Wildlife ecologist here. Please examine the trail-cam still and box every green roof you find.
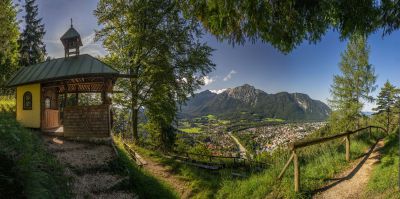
[7,54,119,87]
[60,27,81,40]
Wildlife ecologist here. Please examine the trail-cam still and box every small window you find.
[45,97,51,109]
[23,91,32,110]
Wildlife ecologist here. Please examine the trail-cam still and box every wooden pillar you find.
[346,134,350,162]
[293,150,300,192]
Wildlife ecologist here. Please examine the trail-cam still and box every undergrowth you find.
[0,112,71,198]
[112,136,179,199]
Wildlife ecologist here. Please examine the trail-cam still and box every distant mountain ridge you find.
[180,84,331,121]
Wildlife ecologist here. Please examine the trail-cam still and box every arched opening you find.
[23,91,32,110]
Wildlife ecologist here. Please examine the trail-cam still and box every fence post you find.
[293,150,300,192]
[345,134,350,162]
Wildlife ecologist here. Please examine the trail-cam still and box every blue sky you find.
[15,0,400,111]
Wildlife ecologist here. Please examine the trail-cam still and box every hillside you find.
[180,84,331,121]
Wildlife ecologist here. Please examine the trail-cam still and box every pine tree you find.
[0,0,19,94]
[373,81,397,133]
[19,0,46,66]
[329,34,376,131]
[95,0,214,144]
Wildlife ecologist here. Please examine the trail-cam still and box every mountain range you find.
[179,84,331,121]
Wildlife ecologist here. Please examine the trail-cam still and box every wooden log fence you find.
[278,125,387,192]
[122,142,147,167]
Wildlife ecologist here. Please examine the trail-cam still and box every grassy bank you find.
[216,128,385,198]
[366,130,400,198]
[112,137,179,199]
[117,136,231,199]
[0,112,71,198]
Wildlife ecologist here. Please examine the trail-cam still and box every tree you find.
[373,80,397,133]
[95,0,215,144]
[0,0,19,94]
[19,0,46,66]
[329,34,376,131]
[180,0,381,52]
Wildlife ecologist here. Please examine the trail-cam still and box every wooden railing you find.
[171,151,270,170]
[278,125,387,192]
[122,142,147,167]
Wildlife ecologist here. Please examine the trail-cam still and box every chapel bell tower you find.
[60,19,83,57]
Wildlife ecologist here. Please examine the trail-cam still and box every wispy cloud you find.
[223,70,237,81]
[210,88,227,94]
[203,76,215,86]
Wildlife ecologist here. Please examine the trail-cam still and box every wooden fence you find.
[171,151,270,170]
[277,125,387,192]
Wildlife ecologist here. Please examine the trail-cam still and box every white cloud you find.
[223,70,237,81]
[203,76,215,86]
[210,88,227,94]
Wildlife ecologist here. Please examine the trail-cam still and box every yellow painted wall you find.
[16,84,41,128]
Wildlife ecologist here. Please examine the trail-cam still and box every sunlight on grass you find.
[180,127,202,133]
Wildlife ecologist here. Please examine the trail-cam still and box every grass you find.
[119,137,232,199]
[0,112,72,198]
[180,127,202,133]
[216,128,385,198]
[366,130,400,198]
[264,118,285,122]
[112,136,179,199]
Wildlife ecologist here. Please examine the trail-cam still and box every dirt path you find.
[42,136,137,199]
[313,140,384,199]
[141,155,193,199]
[228,132,248,159]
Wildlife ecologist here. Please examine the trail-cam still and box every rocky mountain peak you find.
[224,84,264,105]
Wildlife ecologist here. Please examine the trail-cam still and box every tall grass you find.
[366,130,400,198]
[112,137,179,199]
[0,112,71,198]
[216,128,384,198]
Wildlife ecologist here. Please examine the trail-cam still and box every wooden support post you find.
[346,135,350,162]
[293,150,300,192]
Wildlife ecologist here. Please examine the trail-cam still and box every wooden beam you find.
[278,153,294,180]
[289,125,386,150]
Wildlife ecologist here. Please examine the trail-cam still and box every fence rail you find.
[278,125,387,192]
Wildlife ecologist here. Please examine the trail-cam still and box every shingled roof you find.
[7,54,119,87]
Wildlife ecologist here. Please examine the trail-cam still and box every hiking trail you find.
[313,140,384,199]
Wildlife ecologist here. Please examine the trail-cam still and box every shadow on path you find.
[313,139,380,194]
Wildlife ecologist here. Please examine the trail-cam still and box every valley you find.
[177,113,326,158]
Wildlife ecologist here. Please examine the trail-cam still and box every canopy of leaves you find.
[180,0,400,52]
[0,0,19,94]
[95,0,215,144]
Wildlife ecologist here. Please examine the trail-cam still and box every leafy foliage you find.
[0,113,71,198]
[95,0,215,144]
[19,0,46,66]
[0,0,19,94]
[373,80,398,132]
[329,34,376,132]
[180,0,381,52]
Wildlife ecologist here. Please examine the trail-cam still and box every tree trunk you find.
[131,107,139,143]
[130,73,139,144]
